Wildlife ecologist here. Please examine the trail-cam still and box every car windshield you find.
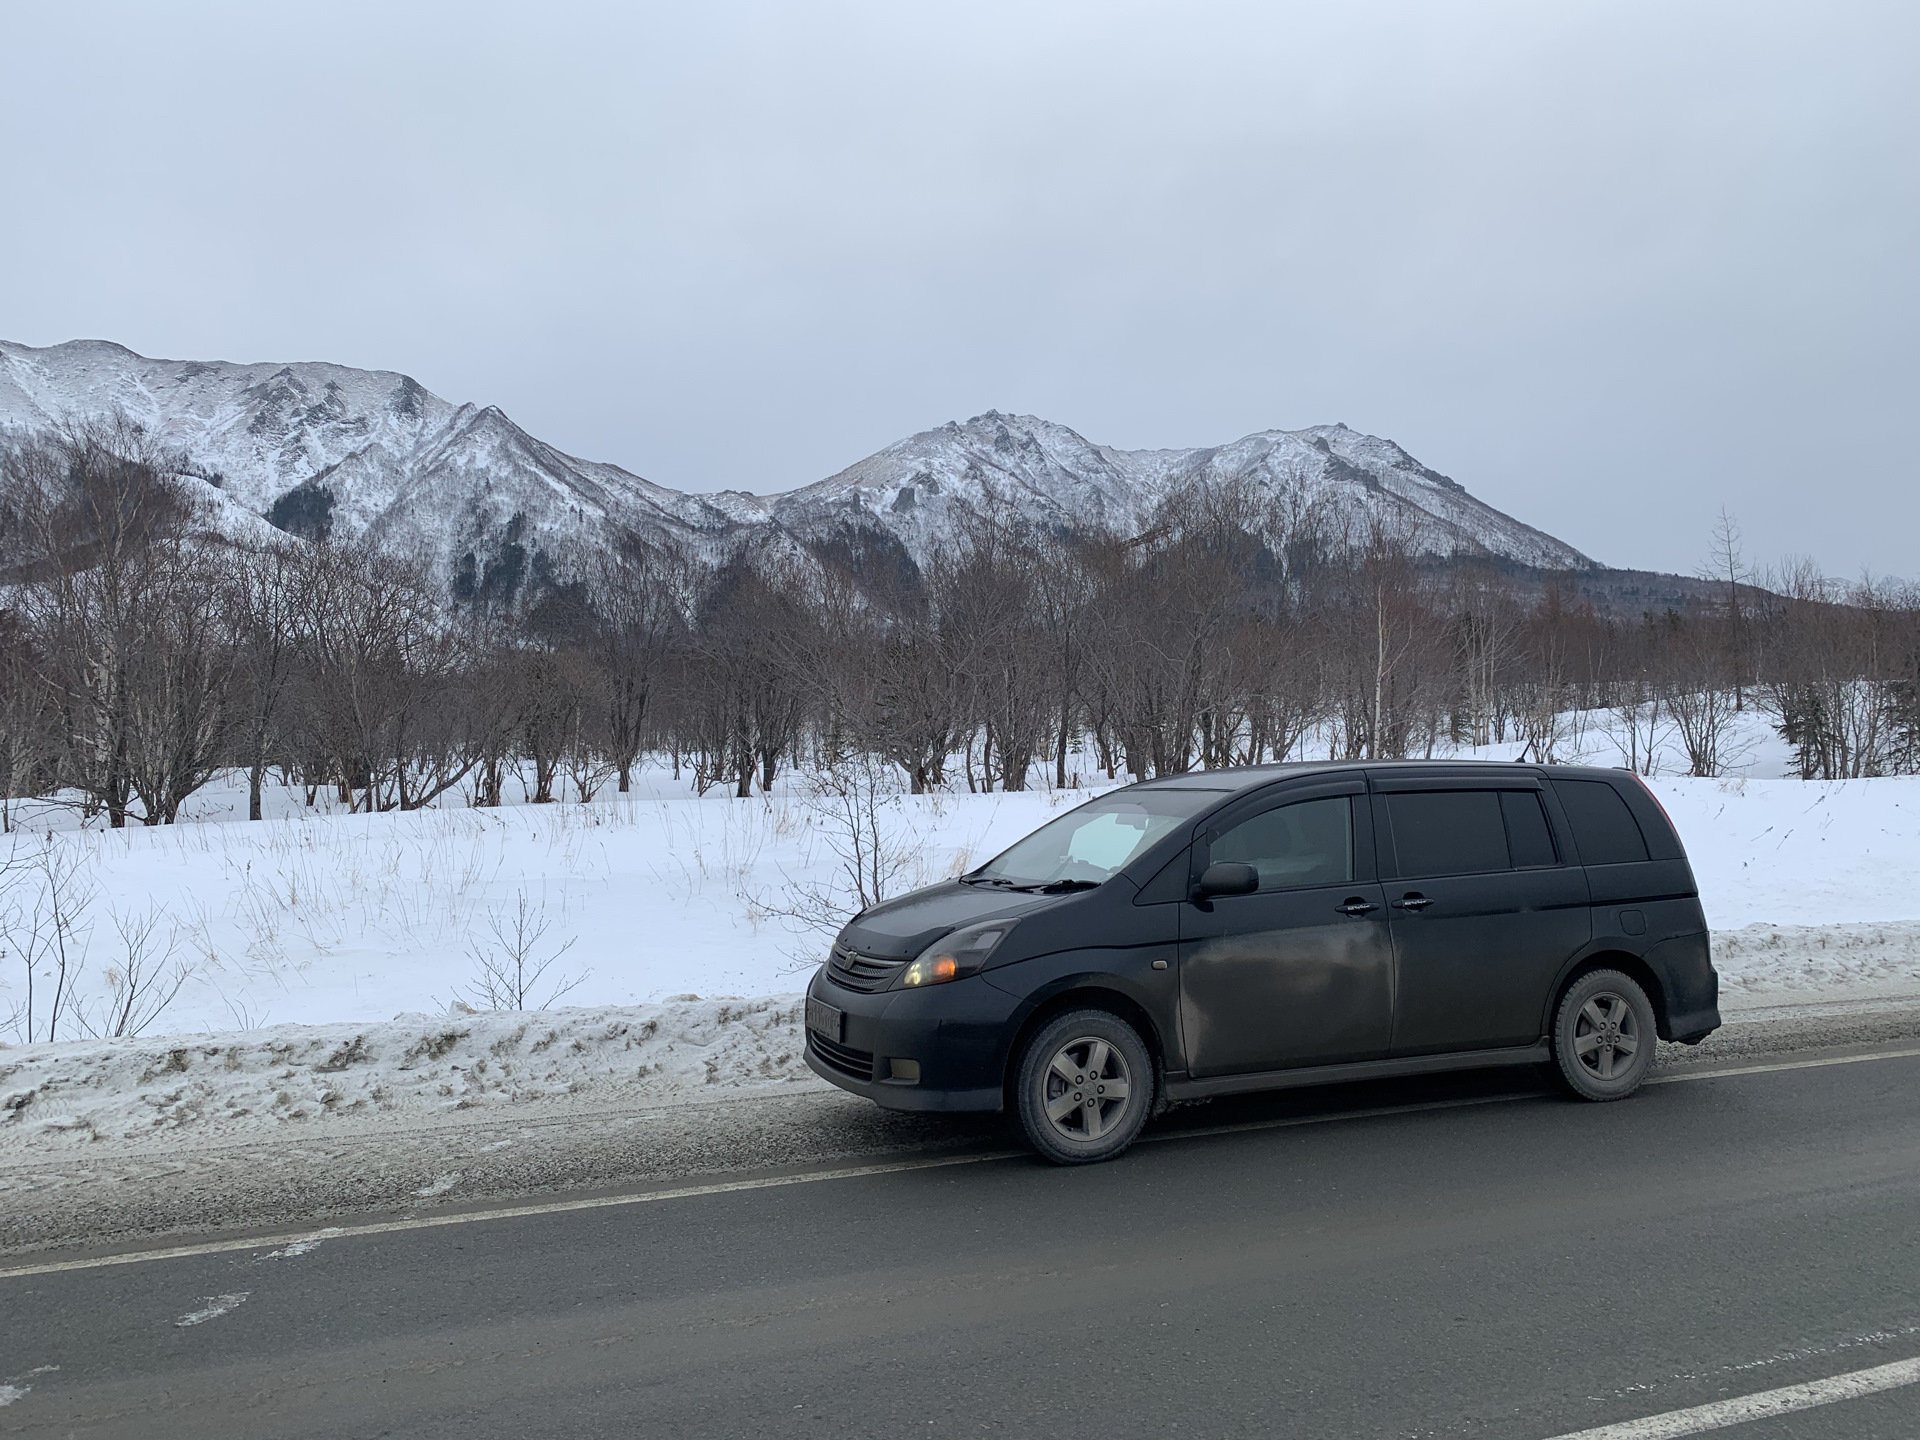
[970,788,1227,887]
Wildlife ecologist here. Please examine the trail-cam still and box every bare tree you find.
[0,611,54,829]
[1760,563,1908,779]
[1658,617,1748,777]
[6,422,199,825]
[1449,568,1522,748]
[221,540,311,820]
[292,541,480,811]
[591,541,690,792]
[1702,508,1751,709]
[119,542,236,824]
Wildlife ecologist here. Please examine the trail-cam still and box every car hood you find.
[836,881,1060,960]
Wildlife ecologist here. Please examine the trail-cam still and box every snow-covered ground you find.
[0,767,1088,1037]
[4,709,1919,1155]
[2,714,1918,1041]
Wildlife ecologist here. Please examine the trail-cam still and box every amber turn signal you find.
[898,921,1017,987]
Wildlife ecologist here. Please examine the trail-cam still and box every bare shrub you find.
[0,837,97,1043]
[85,904,194,1038]
[766,755,925,951]
[458,891,588,1011]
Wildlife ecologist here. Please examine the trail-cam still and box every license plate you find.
[805,997,844,1043]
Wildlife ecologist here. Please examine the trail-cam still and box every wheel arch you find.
[1000,984,1168,1112]
[1548,950,1672,1040]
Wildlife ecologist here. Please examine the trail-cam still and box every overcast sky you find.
[3,1,1914,577]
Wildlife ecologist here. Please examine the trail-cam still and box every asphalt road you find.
[2,1046,1916,1440]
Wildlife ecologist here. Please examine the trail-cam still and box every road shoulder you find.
[4,996,1915,1260]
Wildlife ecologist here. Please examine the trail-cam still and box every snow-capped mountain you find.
[0,339,1597,589]
[785,411,1593,571]
[0,339,754,577]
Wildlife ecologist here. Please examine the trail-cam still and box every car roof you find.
[1132,761,1356,791]
[1130,758,1633,798]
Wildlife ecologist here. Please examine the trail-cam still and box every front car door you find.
[1179,780,1393,1077]
[1372,779,1591,1056]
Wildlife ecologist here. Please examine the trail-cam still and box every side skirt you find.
[1164,1041,1552,1102]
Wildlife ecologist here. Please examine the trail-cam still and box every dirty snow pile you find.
[1,997,814,1150]
[1709,922,1920,996]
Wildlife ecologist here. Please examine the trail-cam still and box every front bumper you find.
[802,966,1016,1113]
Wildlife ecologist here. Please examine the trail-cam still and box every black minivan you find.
[805,761,1720,1164]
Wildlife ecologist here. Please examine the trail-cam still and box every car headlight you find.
[899,920,1018,988]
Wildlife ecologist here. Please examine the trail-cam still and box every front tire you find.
[1551,969,1657,1101]
[1013,1010,1154,1165]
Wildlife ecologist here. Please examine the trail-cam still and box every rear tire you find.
[1013,1009,1154,1165]
[1551,969,1657,1101]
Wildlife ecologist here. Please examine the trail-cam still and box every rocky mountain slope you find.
[0,339,1598,591]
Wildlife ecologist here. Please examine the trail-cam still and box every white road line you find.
[1141,1091,1538,1144]
[2,1043,1914,1282]
[1540,1354,1920,1439]
[173,1292,250,1328]
[1648,1044,1920,1085]
[0,1095,1532,1281]
[0,1149,1027,1279]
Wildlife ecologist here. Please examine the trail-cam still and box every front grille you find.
[827,943,907,994]
[808,1030,875,1082]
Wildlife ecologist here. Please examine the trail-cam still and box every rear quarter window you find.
[1500,790,1559,868]
[1550,779,1650,865]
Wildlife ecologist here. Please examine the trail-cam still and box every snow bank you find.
[1712,921,1920,995]
[6,923,1916,1156]
[0,997,816,1150]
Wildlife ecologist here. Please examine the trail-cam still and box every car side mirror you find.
[1194,862,1259,899]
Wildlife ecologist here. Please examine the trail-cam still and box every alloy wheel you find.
[1041,1035,1133,1143]
[1571,991,1640,1081]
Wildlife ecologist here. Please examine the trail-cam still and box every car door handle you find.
[1335,899,1378,915]
[1392,893,1433,910]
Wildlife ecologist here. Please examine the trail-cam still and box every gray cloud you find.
[3,0,1914,576]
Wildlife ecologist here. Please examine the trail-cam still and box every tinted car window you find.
[1501,790,1558,868]
[1386,790,1508,877]
[1209,796,1352,891]
[1551,779,1649,865]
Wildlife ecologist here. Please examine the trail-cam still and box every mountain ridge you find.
[0,338,1601,590]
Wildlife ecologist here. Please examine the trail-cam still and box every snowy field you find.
[3,711,1919,1150]
[0,769,1091,1037]
[5,709,1915,1036]
[5,713,1920,1036]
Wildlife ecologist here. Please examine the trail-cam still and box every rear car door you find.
[1179,780,1393,1077]
[1372,779,1591,1056]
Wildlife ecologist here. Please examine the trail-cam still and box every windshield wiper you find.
[963,875,1101,893]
